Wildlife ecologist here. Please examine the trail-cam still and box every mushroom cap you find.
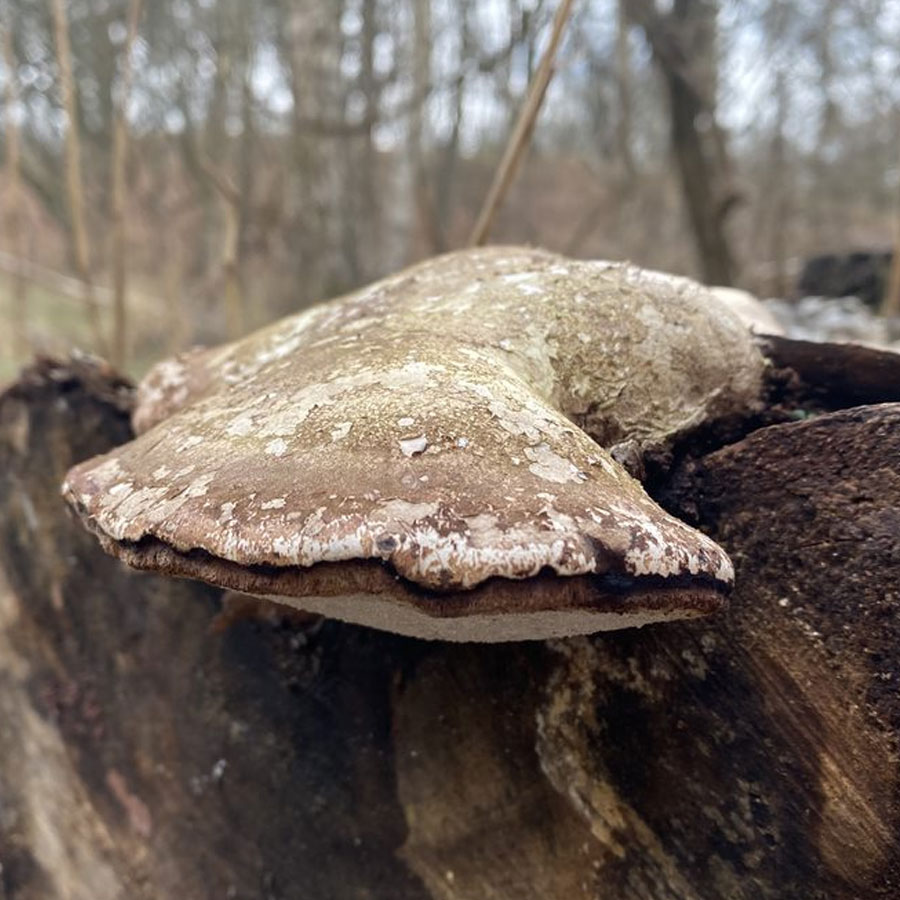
[64,247,766,641]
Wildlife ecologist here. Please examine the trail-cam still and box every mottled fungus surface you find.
[63,247,767,640]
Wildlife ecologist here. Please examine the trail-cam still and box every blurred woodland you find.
[2,0,900,380]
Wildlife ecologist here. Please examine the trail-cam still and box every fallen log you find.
[0,356,898,899]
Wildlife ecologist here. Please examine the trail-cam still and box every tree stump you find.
[0,356,898,899]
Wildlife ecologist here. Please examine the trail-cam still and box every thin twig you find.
[468,0,576,247]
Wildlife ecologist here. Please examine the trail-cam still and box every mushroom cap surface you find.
[707,286,786,336]
[64,247,766,641]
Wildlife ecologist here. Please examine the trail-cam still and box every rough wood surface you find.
[1,357,898,899]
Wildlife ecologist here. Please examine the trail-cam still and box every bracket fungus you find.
[63,247,767,641]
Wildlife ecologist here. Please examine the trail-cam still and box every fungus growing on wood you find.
[63,247,767,641]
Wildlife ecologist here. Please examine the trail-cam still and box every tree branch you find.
[468,0,576,247]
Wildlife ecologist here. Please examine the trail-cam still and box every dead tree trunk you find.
[0,353,899,898]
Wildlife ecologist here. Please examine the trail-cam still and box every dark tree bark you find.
[1,356,899,898]
[0,359,425,900]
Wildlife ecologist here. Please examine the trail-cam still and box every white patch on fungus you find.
[184,474,214,498]
[399,435,427,457]
[331,422,353,442]
[501,272,536,285]
[176,434,203,453]
[226,416,255,437]
[525,444,584,484]
[265,438,288,457]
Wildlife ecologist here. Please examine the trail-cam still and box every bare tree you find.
[810,0,840,247]
[359,0,381,266]
[766,68,791,297]
[5,0,900,368]
[174,1,252,340]
[406,0,435,256]
[1,22,28,363]
[625,0,739,285]
[236,16,256,325]
[50,0,106,353]
[199,157,244,340]
[615,0,636,183]
[883,139,900,317]
[279,0,344,299]
[469,0,575,246]
[431,0,471,252]
[109,0,144,370]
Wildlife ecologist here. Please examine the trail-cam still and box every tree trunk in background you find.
[199,159,244,340]
[237,34,256,326]
[359,0,380,275]
[882,146,900,316]
[811,0,839,248]
[282,0,343,301]
[468,0,575,247]
[221,193,243,338]
[407,0,434,256]
[50,0,107,354]
[616,0,636,183]
[768,69,790,298]
[1,25,29,365]
[2,350,900,898]
[162,232,188,354]
[433,0,471,252]
[881,113,900,317]
[109,0,144,371]
[625,0,738,286]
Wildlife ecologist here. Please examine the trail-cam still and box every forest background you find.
[1,0,898,381]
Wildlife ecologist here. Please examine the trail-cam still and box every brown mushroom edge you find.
[77,526,727,642]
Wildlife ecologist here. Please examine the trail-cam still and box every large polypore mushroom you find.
[63,247,767,641]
